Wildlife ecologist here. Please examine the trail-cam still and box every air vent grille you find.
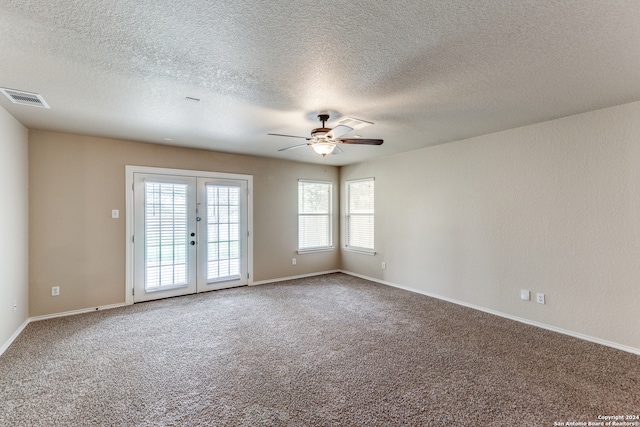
[337,117,373,130]
[0,88,50,108]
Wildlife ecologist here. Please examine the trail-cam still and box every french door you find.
[131,170,250,302]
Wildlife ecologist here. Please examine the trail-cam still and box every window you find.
[298,180,333,252]
[345,178,375,254]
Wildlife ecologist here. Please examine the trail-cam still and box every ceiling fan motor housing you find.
[311,127,331,138]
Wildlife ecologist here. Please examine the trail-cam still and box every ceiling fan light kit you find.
[312,141,337,156]
[269,114,383,157]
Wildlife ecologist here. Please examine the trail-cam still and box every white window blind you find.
[298,180,332,251]
[144,182,189,289]
[206,184,241,282]
[346,178,375,253]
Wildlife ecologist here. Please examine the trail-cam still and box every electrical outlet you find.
[292,258,296,266]
[381,262,386,270]
[111,209,120,219]
[520,290,530,301]
[536,293,545,304]
[52,286,60,296]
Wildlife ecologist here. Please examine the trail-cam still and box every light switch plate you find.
[112,209,119,219]
[520,290,530,301]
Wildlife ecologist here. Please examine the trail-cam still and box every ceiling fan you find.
[268,114,383,156]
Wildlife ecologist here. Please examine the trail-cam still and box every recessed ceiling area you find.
[1,0,640,165]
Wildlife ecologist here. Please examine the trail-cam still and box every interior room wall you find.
[341,101,640,352]
[28,131,340,317]
[0,106,29,352]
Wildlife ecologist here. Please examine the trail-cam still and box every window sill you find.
[297,247,335,255]
[343,247,376,256]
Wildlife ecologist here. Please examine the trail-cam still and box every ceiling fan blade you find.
[268,133,310,140]
[326,125,353,140]
[330,145,343,155]
[278,143,309,152]
[336,138,383,145]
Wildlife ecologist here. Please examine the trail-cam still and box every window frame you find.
[344,177,376,255]
[297,179,334,254]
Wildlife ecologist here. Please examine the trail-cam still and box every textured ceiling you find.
[1,0,640,165]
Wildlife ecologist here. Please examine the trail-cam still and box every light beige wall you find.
[341,101,640,351]
[29,131,339,317]
[0,106,29,351]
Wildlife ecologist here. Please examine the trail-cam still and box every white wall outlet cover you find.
[52,286,60,296]
[520,290,530,301]
[536,293,545,304]
[381,262,386,270]
[292,258,296,265]
[112,209,120,219]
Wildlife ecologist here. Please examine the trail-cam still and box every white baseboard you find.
[251,270,341,286]
[29,302,128,323]
[341,270,640,356]
[0,318,30,357]
[0,302,129,357]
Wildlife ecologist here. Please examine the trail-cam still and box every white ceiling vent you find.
[0,88,50,108]
[337,117,373,130]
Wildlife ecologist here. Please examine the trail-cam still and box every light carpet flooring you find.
[1,273,638,426]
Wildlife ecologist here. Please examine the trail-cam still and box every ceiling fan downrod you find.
[318,114,330,127]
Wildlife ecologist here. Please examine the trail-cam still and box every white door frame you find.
[125,165,253,305]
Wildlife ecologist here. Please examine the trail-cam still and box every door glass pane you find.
[207,184,241,282]
[145,182,189,290]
